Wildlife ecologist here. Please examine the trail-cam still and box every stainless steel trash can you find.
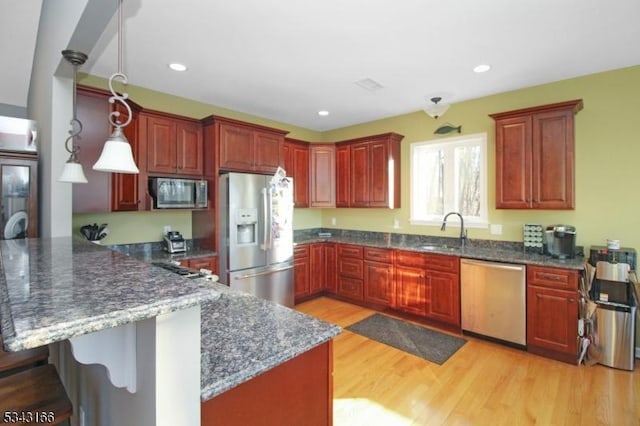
[594,297,637,371]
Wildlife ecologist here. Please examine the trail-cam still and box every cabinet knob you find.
[569,298,575,303]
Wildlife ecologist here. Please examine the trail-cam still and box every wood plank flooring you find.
[296,297,640,426]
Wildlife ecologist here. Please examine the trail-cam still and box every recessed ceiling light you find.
[473,64,491,73]
[318,110,330,116]
[169,63,187,72]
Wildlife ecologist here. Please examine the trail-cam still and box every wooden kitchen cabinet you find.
[145,113,203,176]
[490,100,583,209]
[324,243,337,294]
[335,133,403,208]
[0,153,38,239]
[363,247,393,306]
[204,116,287,174]
[283,138,309,207]
[336,244,364,301]
[526,265,579,364]
[74,86,143,213]
[309,144,335,207]
[394,264,428,316]
[309,243,325,295]
[427,270,460,326]
[186,255,218,274]
[335,144,350,208]
[294,245,310,301]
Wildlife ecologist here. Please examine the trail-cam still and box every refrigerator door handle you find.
[261,187,268,250]
[233,265,294,280]
[266,187,273,249]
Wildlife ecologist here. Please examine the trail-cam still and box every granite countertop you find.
[0,237,220,352]
[107,241,217,263]
[294,232,585,270]
[199,283,341,401]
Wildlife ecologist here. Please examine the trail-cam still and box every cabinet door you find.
[218,123,254,171]
[0,156,38,239]
[324,243,337,294]
[364,260,393,306]
[309,243,325,295]
[368,140,389,207]
[495,116,532,208]
[338,277,363,301]
[111,102,140,211]
[335,145,350,207]
[253,131,282,173]
[294,246,310,300]
[309,144,335,208]
[394,265,427,316]
[187,256,217,273]
[147,116,177,174]
[531,110,575,209]
[284,141,310,208]
[527,285,578,355]
[350,142,370,207]
[177,121,203,175]
[427,270,460,326]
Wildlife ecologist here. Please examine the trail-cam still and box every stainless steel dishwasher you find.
[460,259,526,346]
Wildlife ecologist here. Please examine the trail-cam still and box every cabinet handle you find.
[539,272,562,281]
[569,298,575,303]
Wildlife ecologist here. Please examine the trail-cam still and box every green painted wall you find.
[75,66,640,251]
[322,65,640,252]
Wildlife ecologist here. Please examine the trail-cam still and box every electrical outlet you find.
[331,217,336,226]
[490,224,503,235]
[393,219,400,229]
[163,225,171,235]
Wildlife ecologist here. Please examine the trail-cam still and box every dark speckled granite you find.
[0,237,220,351]
[294,228,585,270]
[199,283,341,400]
[108,241,217,263]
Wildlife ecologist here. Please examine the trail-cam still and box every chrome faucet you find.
[441,212,467,249]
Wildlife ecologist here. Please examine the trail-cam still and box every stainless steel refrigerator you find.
[218,172,294,307]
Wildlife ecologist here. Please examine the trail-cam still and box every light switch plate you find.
[490,224,503,235]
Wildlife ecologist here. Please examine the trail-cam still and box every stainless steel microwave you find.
[149,177,208,209]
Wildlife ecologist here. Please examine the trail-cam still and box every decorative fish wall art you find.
[434,124,462,135]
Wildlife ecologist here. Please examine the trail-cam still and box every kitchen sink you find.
[417,244,459,252]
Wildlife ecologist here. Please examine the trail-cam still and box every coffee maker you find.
[545,225,576,259]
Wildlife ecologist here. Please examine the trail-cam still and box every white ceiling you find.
[3,0,640,130]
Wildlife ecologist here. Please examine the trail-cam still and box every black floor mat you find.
[346,313,466,365]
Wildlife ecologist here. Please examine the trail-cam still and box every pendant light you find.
[424,96,450,119]
[93,0,139,174]
[59,50,89,184]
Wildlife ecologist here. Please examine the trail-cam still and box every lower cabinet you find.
[337,244,364,301]
[394,265,427,316]
[324,243,337,294]
[363,248,393,306]
[428,270,460,326]
[294,245,310,300]
[185,256,218,275]
[526,265,579,363]
[309,244,325,295]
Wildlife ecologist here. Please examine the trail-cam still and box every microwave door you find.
[227,173,267,272]
[266,177,294,266]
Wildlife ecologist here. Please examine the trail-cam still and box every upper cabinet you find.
[490,100,583,210]
[336,133,403,209]
[309,144,335,208]
[283,138,310,207]
[144,113,203,176]
[74,86,143,213]
[203,116,287,174]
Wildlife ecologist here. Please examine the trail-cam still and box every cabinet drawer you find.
[294,245,309,259]
[424,254,459,273]
[364,247,393,263]
[338,244,363,258]
[395,250,428,268]
[527,266,578,290]
[338,258,363,279]
[338,277,364,301]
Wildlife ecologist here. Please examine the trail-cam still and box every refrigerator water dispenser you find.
[236,208,257,244]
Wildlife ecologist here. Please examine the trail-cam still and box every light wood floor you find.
[296,297,640,426]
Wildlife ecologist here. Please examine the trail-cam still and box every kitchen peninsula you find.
[0,237,340,426]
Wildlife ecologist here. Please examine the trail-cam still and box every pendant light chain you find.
[64,60,83,155]
[108,0,132,130]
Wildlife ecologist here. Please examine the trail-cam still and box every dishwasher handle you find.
[461,259,525,272]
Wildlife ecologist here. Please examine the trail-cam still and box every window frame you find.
[409,132,488,228]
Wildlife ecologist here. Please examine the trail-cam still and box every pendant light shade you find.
[93,128,139,173]
[93,0,140,175]
[59,50,89,184]
[59,156,88,183]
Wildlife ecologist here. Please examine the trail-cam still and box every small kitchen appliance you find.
[589,246,637,370]
[163,231,186,253]
[148,177,208,209]
[545,225,576,259]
